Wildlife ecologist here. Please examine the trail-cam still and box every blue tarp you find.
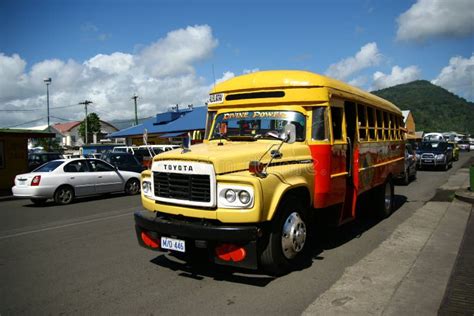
[109,106,207,138]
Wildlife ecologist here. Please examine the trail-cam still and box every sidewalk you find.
[303,165,474,315]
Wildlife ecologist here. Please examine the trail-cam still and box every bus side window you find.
[383,112,390,139]
[312,107,329,141]
[331,107,344,141]
[367,107,376,140]
[376,109,383,140]
[357,104,367,141]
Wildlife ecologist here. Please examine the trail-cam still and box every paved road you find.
[1,152,472,315]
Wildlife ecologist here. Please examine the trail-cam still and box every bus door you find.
[341,101,358,223]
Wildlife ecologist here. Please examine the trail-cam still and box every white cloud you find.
[215,71,235,84]
[0,25,219,128]
[325,42,382,80]
[432,54,474,100]
[348,76,368,88]
[396,0,474,41]
[0,53,28,100]
[371,65,421,90]
[138,25,218,78]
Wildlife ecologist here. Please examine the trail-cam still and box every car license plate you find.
[18,180,27,186]
[161,237,185,252]
[424,159,433,163]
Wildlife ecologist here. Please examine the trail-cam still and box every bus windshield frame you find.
[210,110,306,142]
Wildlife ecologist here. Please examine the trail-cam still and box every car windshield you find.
[210,110,306,141]
[33,160,63,172]
[419,142,447,150]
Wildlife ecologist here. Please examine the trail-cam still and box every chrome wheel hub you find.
[59,189,72,203]
[281,212,307,259]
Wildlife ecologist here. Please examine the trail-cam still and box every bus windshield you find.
[210,110,306,141]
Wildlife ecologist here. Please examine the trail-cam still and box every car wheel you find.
[259,195,311,276]
[125,178,140,195]
[31,198,47,206]
[375,177,394,219]
[54,186,74,205]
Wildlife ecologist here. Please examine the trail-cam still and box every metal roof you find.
[108,106,207,138]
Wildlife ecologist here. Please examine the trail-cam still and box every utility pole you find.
[44,78,52,150]
[131,94,139,125]
[79,100,93,144]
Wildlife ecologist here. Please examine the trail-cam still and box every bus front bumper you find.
[134,210,260,269]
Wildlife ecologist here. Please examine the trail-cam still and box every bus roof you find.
[210,70,401,114]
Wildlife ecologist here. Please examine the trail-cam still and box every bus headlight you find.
[225,189,237,202]
[218,184,254,209]
[238,190,251,204]
[142,180,152,196]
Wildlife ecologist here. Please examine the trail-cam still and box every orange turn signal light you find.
[215,244,246,262]
[141,232,160,249]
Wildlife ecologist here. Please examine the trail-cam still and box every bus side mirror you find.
[284,123,296,144]
[182,133,191,153]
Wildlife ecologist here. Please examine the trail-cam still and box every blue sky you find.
[0,0,473,128]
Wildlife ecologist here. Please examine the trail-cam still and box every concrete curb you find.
[455,188,474,204]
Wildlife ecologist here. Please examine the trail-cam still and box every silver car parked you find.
[12,158,141,205]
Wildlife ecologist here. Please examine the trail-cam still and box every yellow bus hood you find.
[153,141,312,174]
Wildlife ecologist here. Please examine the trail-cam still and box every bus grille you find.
[153,172,211,202]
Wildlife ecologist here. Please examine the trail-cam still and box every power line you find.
[0,109,37,112]
[50,115,73,121]
[3,117,45,128]
[1,103,85,112]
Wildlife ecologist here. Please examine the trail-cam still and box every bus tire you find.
[376,177,394,219]
[259,195,311,276]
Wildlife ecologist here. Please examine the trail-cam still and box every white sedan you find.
[12,158,142,205]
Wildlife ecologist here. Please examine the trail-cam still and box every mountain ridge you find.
[371,80,474,135]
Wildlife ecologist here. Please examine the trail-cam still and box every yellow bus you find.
[135,70,404,275]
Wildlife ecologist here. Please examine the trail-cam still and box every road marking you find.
[0,212,131,240]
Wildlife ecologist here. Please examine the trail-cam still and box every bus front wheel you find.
[259,196,311,276]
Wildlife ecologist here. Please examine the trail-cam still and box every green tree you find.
[79,112,101,143]
[34,137,62,152]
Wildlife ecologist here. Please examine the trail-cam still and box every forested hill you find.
[371,80,474,135]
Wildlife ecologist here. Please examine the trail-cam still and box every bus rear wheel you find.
[259,196,311,276]
[375,178,394,219]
